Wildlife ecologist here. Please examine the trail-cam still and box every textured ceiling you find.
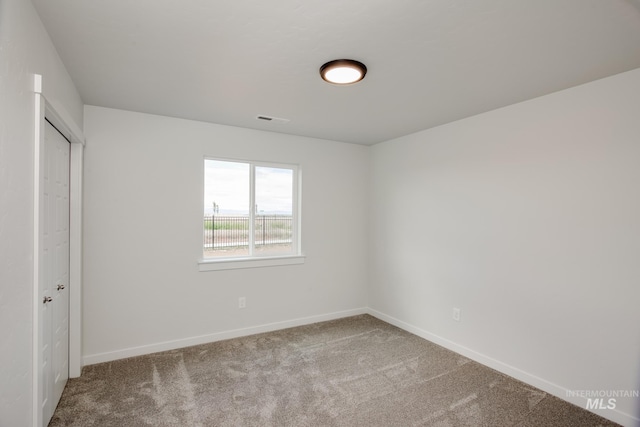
[32,0,640,145]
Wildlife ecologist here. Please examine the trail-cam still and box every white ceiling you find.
[33,0,640,145]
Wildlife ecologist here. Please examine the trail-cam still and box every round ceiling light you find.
[320,59,367,85]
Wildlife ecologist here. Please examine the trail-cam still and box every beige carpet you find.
[50,315,619,426]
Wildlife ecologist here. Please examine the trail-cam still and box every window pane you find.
[204,160,250,257]
[254,166,293,255]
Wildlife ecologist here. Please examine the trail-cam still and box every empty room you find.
[1,0,639,426]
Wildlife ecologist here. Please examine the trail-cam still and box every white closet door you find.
[40,120,70,425]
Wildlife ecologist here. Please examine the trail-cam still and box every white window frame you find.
[198,157,304,271]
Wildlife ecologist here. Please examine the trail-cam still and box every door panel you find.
[41,120,70,425]
[40,120,53,421]
[52,129,70,407]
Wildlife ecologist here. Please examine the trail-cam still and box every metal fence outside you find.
[203,215,293,250]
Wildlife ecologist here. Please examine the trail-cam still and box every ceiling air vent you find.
[256,115,290,125]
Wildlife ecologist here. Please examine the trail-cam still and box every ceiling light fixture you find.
[320,59,367,85]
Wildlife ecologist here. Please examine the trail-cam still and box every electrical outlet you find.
[453,307,461,322]
[238,297,246,309]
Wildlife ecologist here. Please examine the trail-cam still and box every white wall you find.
[369,68,640,426]
[82,106,369,362]
[0,1,83,425]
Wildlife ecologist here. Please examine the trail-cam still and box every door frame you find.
[32,74,84,427]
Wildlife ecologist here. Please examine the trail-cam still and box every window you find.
[200,158,303,270]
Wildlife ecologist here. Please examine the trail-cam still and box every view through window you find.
[203,159,297,258]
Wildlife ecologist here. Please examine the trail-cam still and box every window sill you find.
[198,254,305,272]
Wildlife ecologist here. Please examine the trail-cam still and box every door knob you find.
[57,284,65,291]
[43,296,53,304]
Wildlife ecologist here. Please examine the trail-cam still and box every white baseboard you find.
[366,308,638,427]
[82,307,368,366]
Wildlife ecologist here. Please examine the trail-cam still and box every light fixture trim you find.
[320,59,367,85]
